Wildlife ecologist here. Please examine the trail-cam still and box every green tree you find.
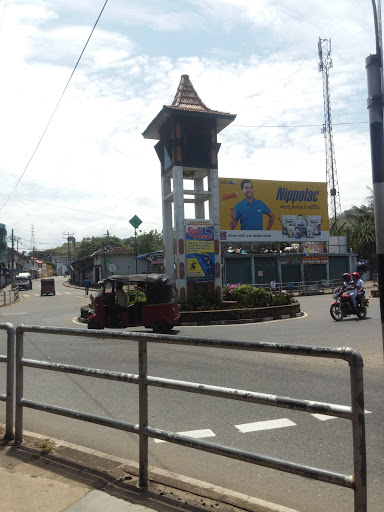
[348,205,376,267]
[333,188,376,270]
[124,230,163,255]
[76,236,126,260]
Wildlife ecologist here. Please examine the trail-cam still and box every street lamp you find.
[367,0,384,354]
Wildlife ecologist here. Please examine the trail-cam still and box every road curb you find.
[77,311,304,327]
[180,311,304,326]
[22,431,300,512]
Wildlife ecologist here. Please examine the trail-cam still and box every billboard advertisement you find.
[185,219,215,282]
[219,178,329,243]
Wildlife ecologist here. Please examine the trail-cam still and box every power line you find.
[0,0,110,214]
[0,191,131,221]
[0,191,163,229]
[231,121,368,128]
[0,0,8,37]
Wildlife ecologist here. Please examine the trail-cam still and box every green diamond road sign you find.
[129,215,142,229]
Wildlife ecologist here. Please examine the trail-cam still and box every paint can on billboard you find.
[294,214,307,238]
[280,215,296,237]
[305,215,322,236]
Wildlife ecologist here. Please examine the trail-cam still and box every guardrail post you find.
[349,356,367,512]
[4,323,15,441]
[15,327,24,443]
[138,339,148,489]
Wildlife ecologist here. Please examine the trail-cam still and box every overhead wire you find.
[0,0,110,213]
[0,191,162,225]
[231,121,368,128]
[0,0,8,36]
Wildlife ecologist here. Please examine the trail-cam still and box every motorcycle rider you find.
[341,273,351,290]
[352,272,365,305]
[341,272,358,312]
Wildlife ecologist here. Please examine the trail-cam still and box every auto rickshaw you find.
[87,274,180,333]
[41,278,55,296]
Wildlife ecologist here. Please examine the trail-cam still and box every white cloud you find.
[0,0,378,249]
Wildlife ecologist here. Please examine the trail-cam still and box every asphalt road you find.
[0,277,383,512]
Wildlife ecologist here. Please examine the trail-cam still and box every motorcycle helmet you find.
[352,272,360,279]
[342,273,351,281]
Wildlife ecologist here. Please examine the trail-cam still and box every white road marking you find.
[154,428,215,444]
[312,410,372,421]
[235,418,296,433]
[311,414,337,421]
[72,317,85,325]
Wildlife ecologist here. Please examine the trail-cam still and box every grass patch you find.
[32,440,54,459]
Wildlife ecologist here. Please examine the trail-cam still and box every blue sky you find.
[0,0,379,250]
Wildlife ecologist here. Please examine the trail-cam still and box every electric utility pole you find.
[367,0,384,355]
[11,229,14,288]
[63,232,74,264]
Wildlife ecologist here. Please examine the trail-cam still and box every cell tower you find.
[318,37,341,229]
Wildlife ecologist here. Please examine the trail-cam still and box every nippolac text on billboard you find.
[276,187,320,203]
[218,178,329,243]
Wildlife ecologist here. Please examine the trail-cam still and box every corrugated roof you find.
[91,246,134,257]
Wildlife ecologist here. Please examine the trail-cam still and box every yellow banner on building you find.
[219,178,329,243]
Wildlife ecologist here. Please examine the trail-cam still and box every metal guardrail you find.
[256,280,342,295]
[0,287,19,306]
[0,323,15,440]
[13,325,367,512]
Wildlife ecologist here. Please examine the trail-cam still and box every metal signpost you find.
[130,215,142,273]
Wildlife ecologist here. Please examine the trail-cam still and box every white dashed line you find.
[311,414,337,421]
[235,418,296,433]
[154,428,215,443]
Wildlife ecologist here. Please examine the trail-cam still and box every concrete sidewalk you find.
[0,427,298,512]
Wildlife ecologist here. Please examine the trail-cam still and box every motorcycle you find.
[330,287,369,321]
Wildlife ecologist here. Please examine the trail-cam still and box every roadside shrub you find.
[225,285,293,308]
[179,287,293,311]
[178,293,221,311]
[271,293,293,306]
[222,283,241,300]
[229,285,271,308]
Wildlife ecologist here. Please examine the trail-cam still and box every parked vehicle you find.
[330,287,369,321]
[14,273,32,290]
[87,274,180,333]
[41,278,55,296]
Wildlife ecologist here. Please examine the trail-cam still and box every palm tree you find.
[331,188,376,271]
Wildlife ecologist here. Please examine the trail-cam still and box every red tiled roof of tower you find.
[168,74,232,115]
[142,74,236,139]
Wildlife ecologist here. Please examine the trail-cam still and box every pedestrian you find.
[84,277,90,295]
[270,279,277,295]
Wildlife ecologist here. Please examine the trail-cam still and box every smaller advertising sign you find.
[185,219,215,282]
[150,254,164,265]
[301,241,323,254]
[302,256,329,264]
